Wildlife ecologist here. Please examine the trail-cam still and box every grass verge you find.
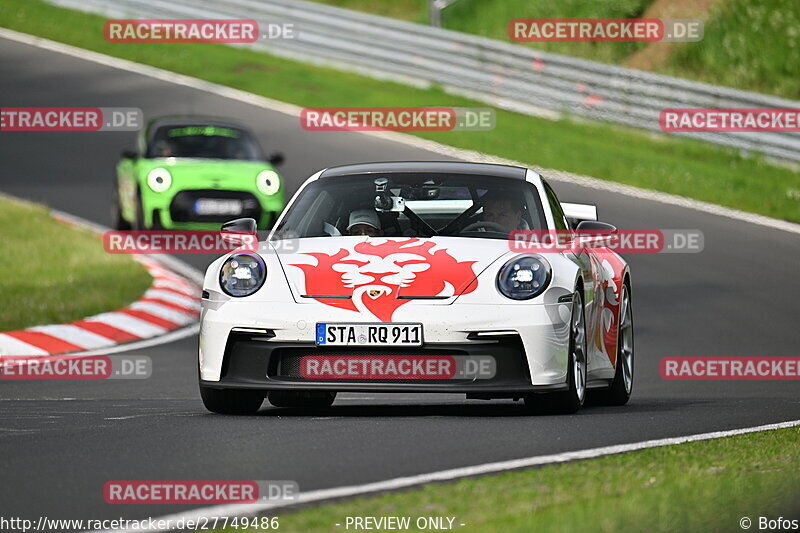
[1,0,799,222]
[227,426,800,533]
[0,196,152,331]
[663,0,800,100]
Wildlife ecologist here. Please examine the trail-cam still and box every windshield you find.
[273,173,547,241]
[146,125,263,160]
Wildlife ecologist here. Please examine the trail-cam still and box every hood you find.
[273,236,512,321]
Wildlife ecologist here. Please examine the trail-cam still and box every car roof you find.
[318,161,528,179]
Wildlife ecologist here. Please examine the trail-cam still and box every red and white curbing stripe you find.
[0,255,201,357]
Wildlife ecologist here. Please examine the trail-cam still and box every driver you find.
[480,191,524,232]
[154,140,174,157]
[347,209,383,237]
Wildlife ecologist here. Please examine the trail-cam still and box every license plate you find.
[316,323,423,346]
[193,198,243,216]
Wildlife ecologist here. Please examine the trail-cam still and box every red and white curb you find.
[0,196,203,358]
[0,255,200,357]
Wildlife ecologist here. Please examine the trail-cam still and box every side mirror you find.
[221,217,258,234]
[576,220,617,234]
[268,152,285,166]
[221,218,259,250]
[572,221,618,251]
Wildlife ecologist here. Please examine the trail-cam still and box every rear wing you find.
[561,203,598,228]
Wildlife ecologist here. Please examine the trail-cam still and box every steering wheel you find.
[460,221,508,233]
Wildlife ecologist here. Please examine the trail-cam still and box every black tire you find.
[200,386,264,415]
[150,210,164,230]
[525,290,587,415]
[601,282,634,405]
[134,188,147,230]
[111,182,132,230]
[267,390,336,409]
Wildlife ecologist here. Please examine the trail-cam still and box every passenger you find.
[347,209,383,237]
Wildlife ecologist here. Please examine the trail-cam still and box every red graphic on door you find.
[290,239,478,321]
[595,251,626,365]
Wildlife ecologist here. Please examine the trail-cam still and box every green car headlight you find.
[147,168,172,193]
[256,170,280,195]
[219,252,266,297]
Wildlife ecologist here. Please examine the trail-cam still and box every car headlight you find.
[146,168,172,193]
[497,255,551,300]
[219,252,266,297]
[256,170,280,195]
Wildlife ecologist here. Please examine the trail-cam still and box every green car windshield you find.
[146,125,264,161]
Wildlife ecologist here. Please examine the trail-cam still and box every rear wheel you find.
[525,290,587,414]
[602,283,634,405]
[200,386,264,415]
[267,390,336,409]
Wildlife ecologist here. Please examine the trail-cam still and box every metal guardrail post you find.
[429,0,462,27]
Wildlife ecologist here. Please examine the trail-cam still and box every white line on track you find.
[93,419,800,532]
[0,27,798,236]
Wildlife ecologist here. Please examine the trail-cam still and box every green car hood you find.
[136,158,276,190]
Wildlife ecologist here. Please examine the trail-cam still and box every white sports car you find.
[198,162,634,414]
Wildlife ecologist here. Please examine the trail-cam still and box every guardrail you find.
[49,0,800,163]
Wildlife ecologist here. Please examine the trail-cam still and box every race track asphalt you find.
[1,36,799,524]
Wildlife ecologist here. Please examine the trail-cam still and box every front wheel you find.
[134,188,147,230]
[200,386,264,415]
[111,181,132,230]
[525,290,587,415]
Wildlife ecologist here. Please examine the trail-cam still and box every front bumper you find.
[142,188,284,229]
[201,330,568,394]
[199,300,573,390]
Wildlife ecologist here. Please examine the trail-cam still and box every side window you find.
[543,181,568,230]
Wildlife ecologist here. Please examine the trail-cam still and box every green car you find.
[113,116,285,230]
